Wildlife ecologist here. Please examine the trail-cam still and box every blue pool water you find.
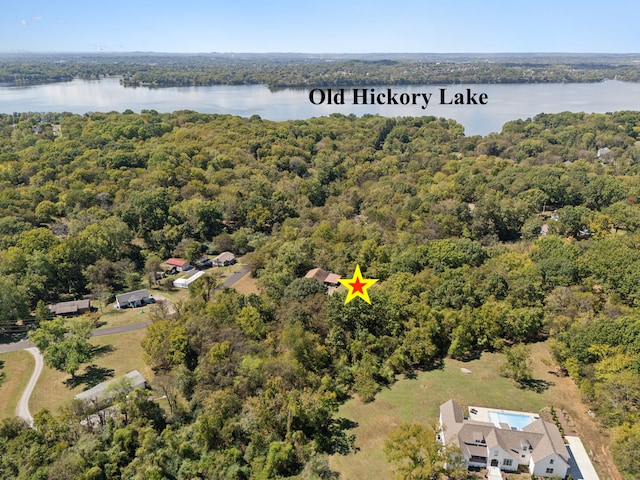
[488,411,535,431]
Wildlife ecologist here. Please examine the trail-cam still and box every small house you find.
[212,251,236,267]
[305,268,342,288]
[305,267,329,283]
[165,258,192,272]
[115,289,154,309]
[49,299,91,317]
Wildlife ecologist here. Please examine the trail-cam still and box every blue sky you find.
[1,0,638,53]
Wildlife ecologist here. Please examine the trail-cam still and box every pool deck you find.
[467,405,540,429]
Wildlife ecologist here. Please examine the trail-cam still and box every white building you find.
[173,270,206,289]
[439,400,570,478]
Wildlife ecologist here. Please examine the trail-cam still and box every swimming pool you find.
[488,411,535,431]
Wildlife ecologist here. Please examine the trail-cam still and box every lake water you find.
[1,78,640,136]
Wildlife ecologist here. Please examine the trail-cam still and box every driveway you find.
[220,265,250,289]
[16,348,43,426]
[566,436,600,480]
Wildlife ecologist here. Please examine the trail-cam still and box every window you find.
[503,459,513,466]
[550,459,554,464]
[546,468,554,474]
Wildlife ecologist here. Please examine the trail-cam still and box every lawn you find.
[0,350,34,420]
[96,305,155,328]
[329,342,603,480]
[29,329,152,415]
[231,272,261,295]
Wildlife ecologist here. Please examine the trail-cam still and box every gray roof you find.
[439,399,466,441]
[213,251,236,262]
[116,289,150,305]
[75,370,146,402]
[441,400,569,467]
[523,419,570,463]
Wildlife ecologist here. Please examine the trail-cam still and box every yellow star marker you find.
[339,265,378,305]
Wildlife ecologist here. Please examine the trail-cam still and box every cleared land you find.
[329,342,619,480]
[230,272,261,295]
[29,329,151,415]
[0,350,34,419]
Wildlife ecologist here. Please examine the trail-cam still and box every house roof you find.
[440,400,569,467]
[49,299,90,315]
[75,370,146,402]
[523,419,570,463]
[305,268,329,282]
[439,399,466,441]
[213,251,235,262]
[166,258,189,267]
[115,289,150,305]
[325,273,342,284]
[464,443,489,458]
[174,270,206,287]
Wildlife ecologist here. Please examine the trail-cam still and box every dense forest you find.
[1,109,640,478]
[2,53,640,87]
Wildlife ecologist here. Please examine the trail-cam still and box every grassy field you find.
[329,342,614,480]
[0,350,34,420]
[30,329,152,415]
[231,272,261,295]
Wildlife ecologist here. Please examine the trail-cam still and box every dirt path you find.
[531,343,622,480]
[16,347,43,427]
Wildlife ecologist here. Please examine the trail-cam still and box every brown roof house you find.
[305,268,342,287]
[49,299,91,317]
[304,268,342,294]
[438,400,570,479]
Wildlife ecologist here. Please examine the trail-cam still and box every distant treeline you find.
[1,53,640,87]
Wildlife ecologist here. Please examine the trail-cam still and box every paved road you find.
[0,340,32,354]
[221,265,250,289]
[0,321,155,353]
[16,348,43,426]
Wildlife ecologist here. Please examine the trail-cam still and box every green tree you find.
[500,343,533,384]
[145,254,162,287]
[384,422,466,480]
[29,317,94,379]
[0,276,28,330]
[611,422,640,479]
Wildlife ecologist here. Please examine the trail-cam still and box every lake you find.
[1,78,640,136]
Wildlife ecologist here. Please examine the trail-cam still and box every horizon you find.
[2,51,639,57]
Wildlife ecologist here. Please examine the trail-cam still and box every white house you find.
[115,289,154,309]
[212,251,236,267]
[439,400,569,479]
